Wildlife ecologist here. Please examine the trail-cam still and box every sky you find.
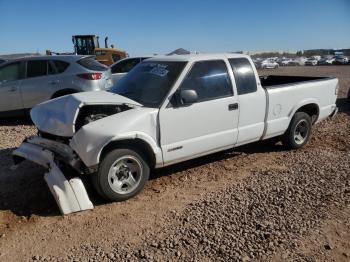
[0,0,349,56]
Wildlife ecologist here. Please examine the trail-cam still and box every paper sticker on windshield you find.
[143,63,169,77]
[150,67,169,77]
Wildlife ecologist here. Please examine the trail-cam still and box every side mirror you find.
[180,89,198,105]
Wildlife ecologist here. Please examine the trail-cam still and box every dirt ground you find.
[0,66,349,262]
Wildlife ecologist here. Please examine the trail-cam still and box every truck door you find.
[0,62,24,113]
[159,60,239,166]
[228,58,266,145]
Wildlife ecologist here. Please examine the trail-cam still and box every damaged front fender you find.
[70,107,163,168]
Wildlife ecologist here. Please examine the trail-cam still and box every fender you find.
[69,106,160,168]
[97,132,164,168]
[288,98,320,120]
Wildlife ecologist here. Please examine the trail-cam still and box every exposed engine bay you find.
[75,104,132,132]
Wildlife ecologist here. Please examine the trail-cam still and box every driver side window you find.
[179,60,233,102]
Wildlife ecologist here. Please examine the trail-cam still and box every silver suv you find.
[0,55,112,115]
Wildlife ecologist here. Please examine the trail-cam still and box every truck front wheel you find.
[282,112,312,149]
[92,148,150,201]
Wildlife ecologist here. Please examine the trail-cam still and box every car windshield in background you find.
[112,61,187,107]
[77,57,108,71]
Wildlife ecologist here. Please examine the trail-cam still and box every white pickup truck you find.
[13,54,338,214]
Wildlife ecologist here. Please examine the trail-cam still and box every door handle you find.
[228,103,238,111]
[7,86,17,92]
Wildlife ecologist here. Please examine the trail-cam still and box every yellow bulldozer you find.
[72,35,128,66]
[47,35,128,66]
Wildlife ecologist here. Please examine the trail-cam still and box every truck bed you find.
[260,75,333,88]
[261,75,338,140]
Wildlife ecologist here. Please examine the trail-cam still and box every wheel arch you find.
[290,100,320,124]
[99,138,158,169]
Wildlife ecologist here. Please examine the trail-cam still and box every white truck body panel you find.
[264,78,338,139]
[160,95,239,166]
[234,85,267,146]
[69,107,162,168]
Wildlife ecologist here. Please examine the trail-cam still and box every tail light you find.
[77,73,102,80]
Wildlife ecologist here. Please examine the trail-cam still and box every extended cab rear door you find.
[228,58,266,145]
[159,59,239,166]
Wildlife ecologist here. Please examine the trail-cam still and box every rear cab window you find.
[77,57,108,71]
[229,58,257,95]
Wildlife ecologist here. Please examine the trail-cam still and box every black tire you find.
[282,112,312,149]
[92,148,150,201]
[91,170,104,197]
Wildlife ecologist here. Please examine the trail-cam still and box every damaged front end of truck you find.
[12,91,142,215]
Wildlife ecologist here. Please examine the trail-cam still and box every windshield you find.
[112,61,187,107]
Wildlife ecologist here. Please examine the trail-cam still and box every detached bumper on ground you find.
[12,137,94,215]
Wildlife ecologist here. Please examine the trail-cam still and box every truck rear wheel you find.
[282,112,312,149]
[92,148,150,201]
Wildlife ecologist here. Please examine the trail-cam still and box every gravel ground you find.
[0,66,349,261]
[111,122,349,262]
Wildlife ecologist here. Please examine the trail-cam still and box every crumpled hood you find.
[30,91,141,137]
